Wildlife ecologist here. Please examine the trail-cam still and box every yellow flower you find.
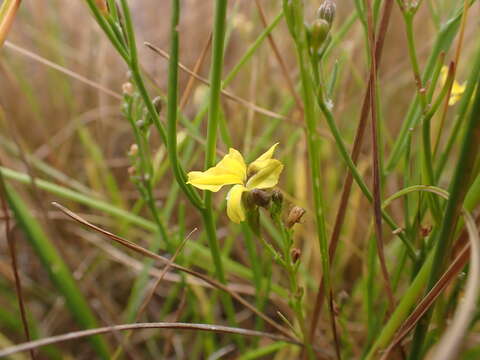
[187,144,283,223]
[440,65,466,106]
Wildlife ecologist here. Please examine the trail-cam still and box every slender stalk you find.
[403,13,427,108]
[284,1,338,357]
[202,0,243,347]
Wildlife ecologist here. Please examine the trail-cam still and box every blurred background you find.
[0,0,478,358]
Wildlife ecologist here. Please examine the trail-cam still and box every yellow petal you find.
[448,81,466,106]
[226,185,246,223]
[187,148,246,192]
[248,143,279,175]
[440,65,448,85]
[440,65,465,106]
[246,159,283,190]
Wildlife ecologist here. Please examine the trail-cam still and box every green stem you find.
[203,0,243,348]
[404,13,427,108]
[286,1,331,356]
[165,0,204,210]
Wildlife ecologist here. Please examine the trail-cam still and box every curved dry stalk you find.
[0,322,301,358]
[51,202,295,340]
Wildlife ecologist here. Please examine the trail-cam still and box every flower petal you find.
[440,65,448,85]
[227,185,247,223]
[248,143,279,175]
[246,159,283,190]
[187,148,246,192]
[440,65,465,106]
[449,81,466,105]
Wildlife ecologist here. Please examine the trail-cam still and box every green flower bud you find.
[270,189,284,219]
[317,0,336,25]
[308,18,330,54]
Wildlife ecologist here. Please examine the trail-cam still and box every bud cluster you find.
[307,0,336,54]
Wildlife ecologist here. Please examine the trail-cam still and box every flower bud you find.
[153,96,163,114]
[286,206,306,228]
[271,189,284,207]
[249,189,271,208]
[122,82,134,96]
[270,189,284,219]
[95,0,109,16]
[420,225,432,238]
[308,18,330,54]
[128,144,138,157]
[317,0,336,25]
[291,248,301,263]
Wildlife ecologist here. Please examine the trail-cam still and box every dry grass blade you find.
[179,33,212,110]
[3,41,122,99]
[144,42,287,120]
[137,229,194,317]
[51,202,295,340]
[0,322,301,358]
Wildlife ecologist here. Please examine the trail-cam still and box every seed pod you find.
[286,206,306,228]
[317,0,336,25]
[308,18,330,54]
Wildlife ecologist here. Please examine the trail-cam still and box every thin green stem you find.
[403,13,427,108]
[165,0,204,210]
[202,0,243,348]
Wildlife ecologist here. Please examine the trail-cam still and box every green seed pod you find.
[308,18,330,54]
[317,0,336,25]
